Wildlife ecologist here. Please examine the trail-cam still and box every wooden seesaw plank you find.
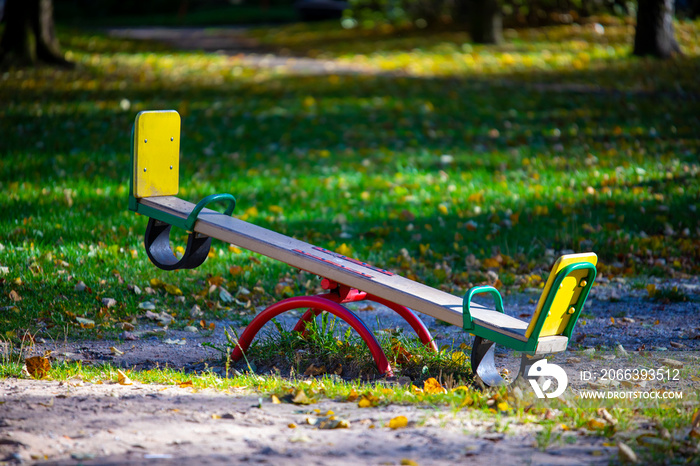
[139,196,531,342]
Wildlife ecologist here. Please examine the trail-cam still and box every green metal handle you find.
[463,285,505,330]
[185,193,236,231]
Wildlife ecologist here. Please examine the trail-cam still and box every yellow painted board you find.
[525,252,598,338]
[133,110,181,198]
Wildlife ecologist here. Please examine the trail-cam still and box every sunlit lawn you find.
[1,18,699,463]
[0,18,699,340]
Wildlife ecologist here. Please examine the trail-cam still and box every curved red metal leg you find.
[293,294,437,352]
[366,294,438,352]
[294,295,438,352]
[231,296,392,376]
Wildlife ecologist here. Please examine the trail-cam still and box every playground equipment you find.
[128,110,598,385]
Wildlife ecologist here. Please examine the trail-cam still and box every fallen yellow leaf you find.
[646,284,656,297]
[25,356,51,379]
[317,417,350,429]
[587,418,606,430]
[423,378,446,394]
[179,380,193,388]
[165,284,182,296]
[346,389,359,402]
[358,398,372,408]
[482,257,500,268]
[357,392,379,408]
[117,369,133,386]
[292,390,314,405]
[271,395,281,404]
[335,243,353,257]
[150,278,166,288]
[388,416,408,429]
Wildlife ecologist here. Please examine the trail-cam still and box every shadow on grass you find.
[1,29,698,278]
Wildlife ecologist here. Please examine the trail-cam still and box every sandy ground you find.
[2,279,699,465]
[1,377,618,466]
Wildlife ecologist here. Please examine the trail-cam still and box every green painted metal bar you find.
[463,285,505,330]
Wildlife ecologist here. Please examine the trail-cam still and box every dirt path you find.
[2,280,699,464]
[2,377,615,466]
[105,27,378,75]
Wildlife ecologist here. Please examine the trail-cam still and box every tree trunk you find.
[466,0,503,44]
[633,0,682,58]
[0,0,73,67]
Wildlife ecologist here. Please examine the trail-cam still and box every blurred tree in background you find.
[343,0,693,55]
[634,0,682,57]
[0,0,73,67]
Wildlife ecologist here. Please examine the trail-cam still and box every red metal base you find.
[230,295,393,376]
[230,281,438,377]
[293,294,437,352]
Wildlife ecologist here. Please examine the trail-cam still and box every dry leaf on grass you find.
[617,441,638,463]
[357,393,379,408]
[423,377,446,394]
[25,356,50,379]
[304,363,326,376]
[291,390,315,405]
[597,407,617,425]
[75,317,95,329]
[587,418,607,430]
[117,369,133,385]
[346,389,359,402]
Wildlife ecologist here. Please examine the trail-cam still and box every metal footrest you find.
[471,336,545,387]
[144,218,212,270]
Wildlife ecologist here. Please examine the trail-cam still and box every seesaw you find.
[128,110,598,385]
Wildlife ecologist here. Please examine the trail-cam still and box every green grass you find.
[218,314,475,382]
[0,19,699,347]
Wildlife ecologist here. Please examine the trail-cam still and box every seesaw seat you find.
[128,110,597,385]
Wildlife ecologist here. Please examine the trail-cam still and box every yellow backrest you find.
[133,110,181,198]
[525,252,598,338]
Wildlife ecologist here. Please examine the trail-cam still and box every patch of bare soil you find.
[1,280,699,465]
[1,377,616,466]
